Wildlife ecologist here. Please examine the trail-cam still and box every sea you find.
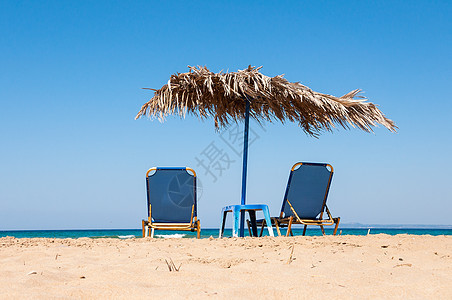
[1,227,451,239]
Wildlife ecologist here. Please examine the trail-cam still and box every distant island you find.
[339,223,452,229]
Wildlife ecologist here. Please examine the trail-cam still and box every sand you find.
[0,234,450,299]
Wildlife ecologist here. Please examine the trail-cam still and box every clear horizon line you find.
[1,224,452,232]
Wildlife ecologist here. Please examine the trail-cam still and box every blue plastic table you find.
[219,204,275,238]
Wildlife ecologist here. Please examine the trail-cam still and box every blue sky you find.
[1,1,451,229]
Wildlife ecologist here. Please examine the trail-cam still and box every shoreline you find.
[1,228,452,240]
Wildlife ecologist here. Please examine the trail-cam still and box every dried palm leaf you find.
[136,66,396,136]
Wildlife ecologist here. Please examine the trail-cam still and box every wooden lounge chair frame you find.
[253,162,340,237]
[141,167,201,239]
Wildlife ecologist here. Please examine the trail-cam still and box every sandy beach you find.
[0,234,451,299]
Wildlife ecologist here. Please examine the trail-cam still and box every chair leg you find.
[239,210,246,237]
[333,217,340,235]
[261,206,274,237]
[142,220,146,237]
[286,216,293,237]
[232,208,240,238]
[302,225,307,236]
[197,220,201,239]
[320,225,325,236]
[248,210,258,237]
[219,209,228,238]
[274,218,282,237]
[151,228,155,238]
[259,220,265,237]
[246,219,252,237]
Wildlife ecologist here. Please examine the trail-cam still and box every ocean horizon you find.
[1,227,451,239]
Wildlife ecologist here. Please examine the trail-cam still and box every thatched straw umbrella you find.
[136,65,396,236]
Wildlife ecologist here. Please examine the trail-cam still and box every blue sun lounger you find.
[252,162,340,236]
[141,167,201,238]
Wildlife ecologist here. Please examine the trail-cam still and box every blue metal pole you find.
[239,99,250,237]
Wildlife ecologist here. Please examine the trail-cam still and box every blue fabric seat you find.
[253,162,340,236]
[141,167,201,238]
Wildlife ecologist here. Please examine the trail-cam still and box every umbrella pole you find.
[239,100,250,237]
